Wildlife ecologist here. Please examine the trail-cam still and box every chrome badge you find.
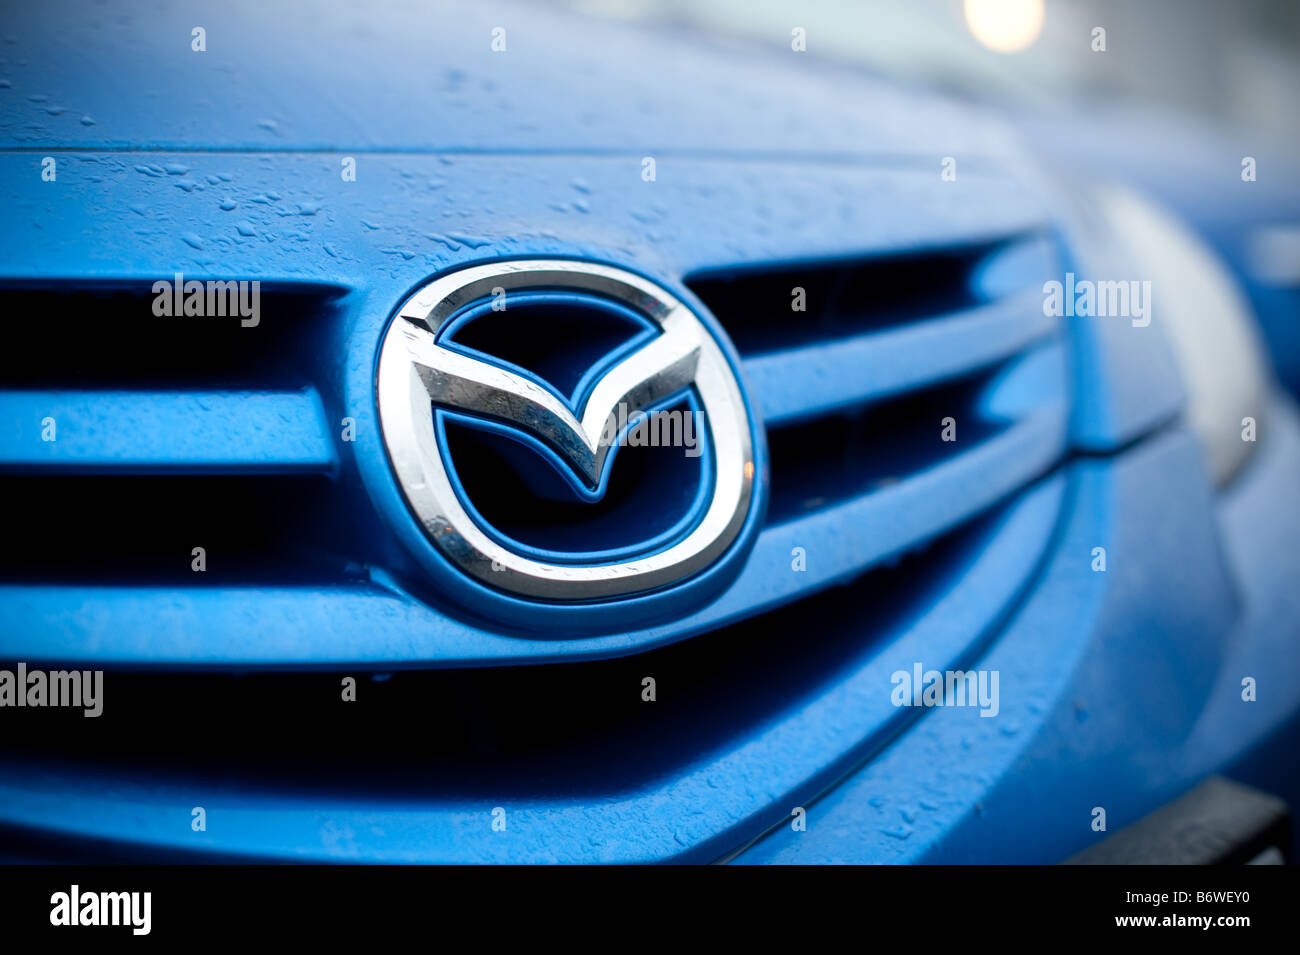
[376,259,756,601]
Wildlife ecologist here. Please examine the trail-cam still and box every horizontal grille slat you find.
[0,347,1068,663]
[764,339,1066,515]
[687,233,1056,347]
[0,476,1065,862]
[688,232,1062,431]
[745,289,1056,425]
[0,389,336,472]
[0,233,1072,665]
[0,281,355,594]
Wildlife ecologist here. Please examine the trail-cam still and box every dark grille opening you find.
[0,500,1007,801]
[443,394,708,556]
[764,365,1005,525]
[444,290,653,403]
[685,234,1051,356]
[0,474,365,584]
[0,281,349,389]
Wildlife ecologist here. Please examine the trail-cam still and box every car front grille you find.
[0,222,1073,861]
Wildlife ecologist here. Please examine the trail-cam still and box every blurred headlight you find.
[1094,186,1271,486]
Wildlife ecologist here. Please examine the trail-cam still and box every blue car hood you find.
[1,0,1022,160]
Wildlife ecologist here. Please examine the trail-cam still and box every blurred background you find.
[560,0,1300,150]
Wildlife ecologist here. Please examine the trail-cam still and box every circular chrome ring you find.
[376,259,756,601]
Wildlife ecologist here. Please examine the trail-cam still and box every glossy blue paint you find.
[0,0,1296,864]
[6,403,1297,862]
[0,362,1066,664]
[738,400,1300,862]
[0,0,1029,161]
[0,143,1068,658]
[746,290,1058,427]
[0,474,1066,861]
[0,389,336,472]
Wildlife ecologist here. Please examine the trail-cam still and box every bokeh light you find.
[963,0,1045,54]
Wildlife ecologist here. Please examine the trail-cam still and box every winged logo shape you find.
[395,308,702,488]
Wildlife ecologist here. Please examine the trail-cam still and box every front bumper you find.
[1,397,1297,862]
[737,393,1300,863]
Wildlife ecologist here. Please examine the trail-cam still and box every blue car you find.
[1,0,1297,865]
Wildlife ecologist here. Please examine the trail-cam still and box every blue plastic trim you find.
[746,290,1058,426]
[737,399,1300,862]
[0,382,1066,666]
[0,389,336,472]
[0,114,1069,658]
[0,474,1066,861]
